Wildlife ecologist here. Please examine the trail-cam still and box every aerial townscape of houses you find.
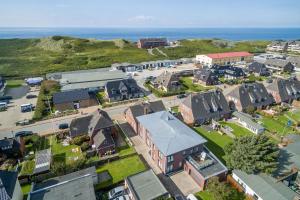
[1,37,300,200]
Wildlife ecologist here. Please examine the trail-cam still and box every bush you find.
[80,142,90,151]
[71,135,90,146]
[52,36,63,41]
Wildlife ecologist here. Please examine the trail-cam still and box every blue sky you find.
[1,0,300,27]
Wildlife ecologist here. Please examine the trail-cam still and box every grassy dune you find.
[0,36,270,78]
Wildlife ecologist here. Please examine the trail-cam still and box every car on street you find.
[16,119,32,126]
[108,186,126,200]
[26,94,38,99]
[112,195,130,200]
[58,123,69,130]
[175,195,185,200]
[14,130,33,137]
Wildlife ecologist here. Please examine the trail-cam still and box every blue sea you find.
[0,28,299,41]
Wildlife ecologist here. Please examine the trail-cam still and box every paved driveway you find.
[170,171,201,196]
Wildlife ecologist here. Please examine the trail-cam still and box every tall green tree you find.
[225,135,279,174]
[206,177,244,200]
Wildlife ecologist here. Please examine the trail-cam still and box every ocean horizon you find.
[0,27,299,41]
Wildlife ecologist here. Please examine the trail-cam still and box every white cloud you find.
[128,15,156,23]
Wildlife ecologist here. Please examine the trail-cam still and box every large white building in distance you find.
[196,52,253,67]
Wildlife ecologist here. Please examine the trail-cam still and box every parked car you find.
[16,119,32,126]
[14,130,33,137]
[175,195,185,200]
[26,94,37,99]
[177,94,187,99]
[108,186,126,200]
[112,195,130,200]
[21,104,35,112]
[187,194,198,200]
[58,123,69,130]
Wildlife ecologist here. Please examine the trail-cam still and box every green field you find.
[220,122,254,137]
[194,127,233,163]
[96,155,147,189]
[195,191,214,200]
[285,110,300,122]
[0,37,269,78]
[5,79,24,88]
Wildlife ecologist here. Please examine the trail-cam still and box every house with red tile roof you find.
[196,52,253,67]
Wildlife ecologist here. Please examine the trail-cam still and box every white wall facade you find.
[196,55,213,66]
[232,172,263,200]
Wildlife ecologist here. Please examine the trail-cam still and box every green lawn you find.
[5,79,24,88]
[96,155,147,189]
[180,77,213,92]
[50,136,84,165]
[220,122,253,137]
[259,114,297,136]
[194,127,233,163]
[19,160,35,176]
[21,183,32,195]
[195,191,214,200]
[117,145,136,157]
[285,110,300,122]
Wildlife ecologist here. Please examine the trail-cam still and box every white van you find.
[0,102,7,111]
[186,194,198,200]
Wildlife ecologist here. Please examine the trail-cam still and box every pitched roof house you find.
[137,38,168,49]
[232,111,264,135]
[265,59,295,73]
[265,78,300,104]
[193,69,219,86]
[179,90,231,125]
[124,100,165,133]
[151,71,181,92]
[0,170,23,200]
[53,89,98,111]
[210,65,246,80]
[69,110,116,156]
[0,137,23,158]
[136,111,227,189]
[105,79,144,102]
[28,167,98,200]
[226,83,274,111]
[248,62,270,76]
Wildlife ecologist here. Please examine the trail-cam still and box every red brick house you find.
[179,90,231,125]
[265,77,300,104]
[136,111,228,189]
[124,100,165,133]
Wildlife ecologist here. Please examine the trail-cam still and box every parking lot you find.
[0,86,39,130]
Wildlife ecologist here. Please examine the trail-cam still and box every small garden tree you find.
[206,177,244,200]
[225,135,279,174]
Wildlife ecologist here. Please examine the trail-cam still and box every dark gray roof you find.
[227,83,274,110]
[152,71,180,90]
[233,170,298,200]
[128,100,166,120]
[126,170,169,200]
[182,90,231,123]
[0,170,18,199]
[93,129,115,150]
[29,167,97,200]
[265,78,300,102]
[248,62,270,76]
[211,65,245,78]
[194,69,219,84]
[70,110,114,138]
[105,79,142,99]
[137,111,207,156]
[34,149,51,174]
[53,89,93,104]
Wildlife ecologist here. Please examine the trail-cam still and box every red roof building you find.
[196,51,254,67]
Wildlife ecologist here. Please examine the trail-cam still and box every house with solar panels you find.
[136,111,227,189]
